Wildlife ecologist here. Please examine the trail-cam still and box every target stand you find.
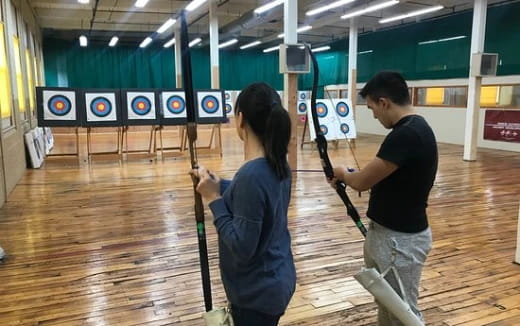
[154,89,189,159]
[46,127,81,160]
[181,123,223,157]
[121,125,157,160]
[86,127,123,162]
[119,90,160,160]
[152,126,186,159]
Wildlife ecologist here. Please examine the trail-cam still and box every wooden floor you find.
[0,127,519,326]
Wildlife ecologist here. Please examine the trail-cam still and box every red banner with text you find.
[484,110,520,143]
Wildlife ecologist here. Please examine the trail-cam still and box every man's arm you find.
[337,157,398,192]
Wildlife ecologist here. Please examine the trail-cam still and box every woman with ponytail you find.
[192,82,295,325]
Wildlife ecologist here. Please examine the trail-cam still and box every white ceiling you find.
[33,0,515,48]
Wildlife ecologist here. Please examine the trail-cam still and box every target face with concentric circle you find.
[340,123,350,134]
[298,102,307,114]
[131,96,152,116]
[48,95,72,116]
[201,95,219,114]
[316,102,328,118]
[90,97,112,117]
[336,101,350,117]
[225,103,233,114]
[299,92,307,100]
[320,124,328,135]
[167,95,185,114]
[225,92,231,101]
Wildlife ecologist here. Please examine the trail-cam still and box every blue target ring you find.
[300,93,307,100]
[48,95,72,116]
[316,102,328,118]
[298,102,307,113]
[340,123,350,134]
[90,97,112,117]
[336,101,350,117]
[320,124,328,135]
[131,96,152,116]
[201,95,219,114]
[167,95,185,114]
[225,103,232,114]
[225,92,231,100]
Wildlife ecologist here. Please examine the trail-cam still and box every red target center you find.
[318,107,325,114]
[138,102,145,109]
[173,101,180,108]
[97,103,106,111]
[56,102,64,110]
[207,101,214,108]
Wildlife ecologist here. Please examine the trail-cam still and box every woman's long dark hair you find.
[235,82,291,180]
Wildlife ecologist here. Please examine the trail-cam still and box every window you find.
[0,23,13,130]
[356,90,367,105]
[25,48,34,117]
[13,36,27,121]
[480,85,520,108]
[415,86,467,107]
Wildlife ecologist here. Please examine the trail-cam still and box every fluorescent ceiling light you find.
[157,18,176,34]
[139,37,153,48]
[219,39,238,49]
[77,0,89,4]
[134,0,148,8]
[186,0,207,11]
[418,35,466,45]
[189,38,202,47]
[438,35,467,42]
[79,35,87,47]
[312,46,330,53]
[263,45,280,53]
[240,41,261,50]
[108,36,118,47]
[255,0,284,14]
[341,0,399,20]
[306,0,356,16]
[278,25,313,38]
[379,5,443,24]
[358,50,373,54]
[163,38,176,48]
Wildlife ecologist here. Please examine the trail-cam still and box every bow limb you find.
[307,45,367,237]
[179,10,213,311]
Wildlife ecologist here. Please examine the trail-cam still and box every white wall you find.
[357,105,520,152]
[330,76,520,153]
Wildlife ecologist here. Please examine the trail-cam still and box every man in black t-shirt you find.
[331,71,438,325]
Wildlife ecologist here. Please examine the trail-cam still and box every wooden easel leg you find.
[301,118,308,149]
[217,124,223,157]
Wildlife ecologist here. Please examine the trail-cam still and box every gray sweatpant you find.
[364,221,432,326]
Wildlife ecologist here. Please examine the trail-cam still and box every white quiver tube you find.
[354,267,424,326]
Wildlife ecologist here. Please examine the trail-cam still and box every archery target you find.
[320,124,328,136]
[201,95,219,114]
[85,92,118,123]
[225,103,233,114]
[306,98,357,141]
[161,91,186,118]
[298,102,307,114]
[336,101,350,117]
[42,90,77,121]
[224,91,234,117]
[297,91,310,115]
[196,90,225,123]
[126,92,156,120]
[316,102,328,118]
[335,98,356,139]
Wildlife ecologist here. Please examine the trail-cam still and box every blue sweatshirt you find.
[208,158,296,316]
